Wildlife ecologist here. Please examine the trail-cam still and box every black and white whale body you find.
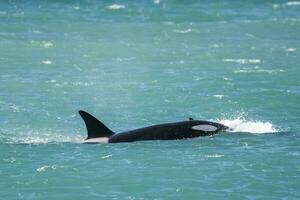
[79,110,229,144]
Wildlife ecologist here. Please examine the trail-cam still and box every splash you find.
[218,118,278,134]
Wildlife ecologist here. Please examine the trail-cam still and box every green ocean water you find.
[1,0,300,199]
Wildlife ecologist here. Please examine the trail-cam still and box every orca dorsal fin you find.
[79,110,114,139]
[189,117,194,121]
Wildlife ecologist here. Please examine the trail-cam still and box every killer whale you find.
[79,110,229,143]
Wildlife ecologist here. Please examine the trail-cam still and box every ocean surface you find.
[1,0,300,199]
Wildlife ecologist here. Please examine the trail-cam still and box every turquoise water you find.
[1,1,300,199]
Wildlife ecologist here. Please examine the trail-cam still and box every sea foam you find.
[1,129,84,144]
[107,4,125,10]
[218,118,278,134]
[223,59,261,64]
[286,1,300,6]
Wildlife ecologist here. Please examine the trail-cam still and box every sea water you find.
[0,1,299,199]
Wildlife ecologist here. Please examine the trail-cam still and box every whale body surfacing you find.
[79,110,228,144]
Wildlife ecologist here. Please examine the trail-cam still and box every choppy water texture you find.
[1,1,300,199]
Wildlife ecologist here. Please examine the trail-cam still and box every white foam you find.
[3,130,84,144]
[107,4,125,10]
[223,59,261,64]
[37,165,50,172]
[213,94,224,99]
[42,41,53,48]
[210,44,221,48]
[286,1,300,6]
[42,60,53,65]
[245,33,256,39]
[36,165,77,172]
[21,135,83,144]
[289,18,300,22]
[173,29,192,33]
[205,154,224,158]
[10,104,20,112]
[223,77,232,81]
[219,118,278,134]
[49,79,57,83]
[286,48,296,52]
[72,81,94,86]
[101,154,112,159]
[234,67,285,74]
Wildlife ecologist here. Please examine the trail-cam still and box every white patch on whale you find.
[84,137,109,144]
[192,125,218,132]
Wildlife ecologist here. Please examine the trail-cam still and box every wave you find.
[218,118,278,134]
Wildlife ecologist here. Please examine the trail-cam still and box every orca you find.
[78,110,229,144]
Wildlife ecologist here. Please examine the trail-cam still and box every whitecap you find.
[164,21,174,25]
[32,30,42,34]
[72,81,94,86]
[205,154,224,158]
[213,95,224,99]
[210,44,221,48]
[36,165,76,172]
[101,155,112,159]
[223,59,261,64]
[107,4,126,10]
[154,0,161,4]
[245,33,256,39]
[223,77,232,81]
[173,29,192,33]
[3,157,16,163]
[42,41,53,48]
[42,60,53,65]
[234,68,285,74]
[10,104,20,112]
[36,165,50,172]
[286,1,300,6]
[286,48,296,52]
